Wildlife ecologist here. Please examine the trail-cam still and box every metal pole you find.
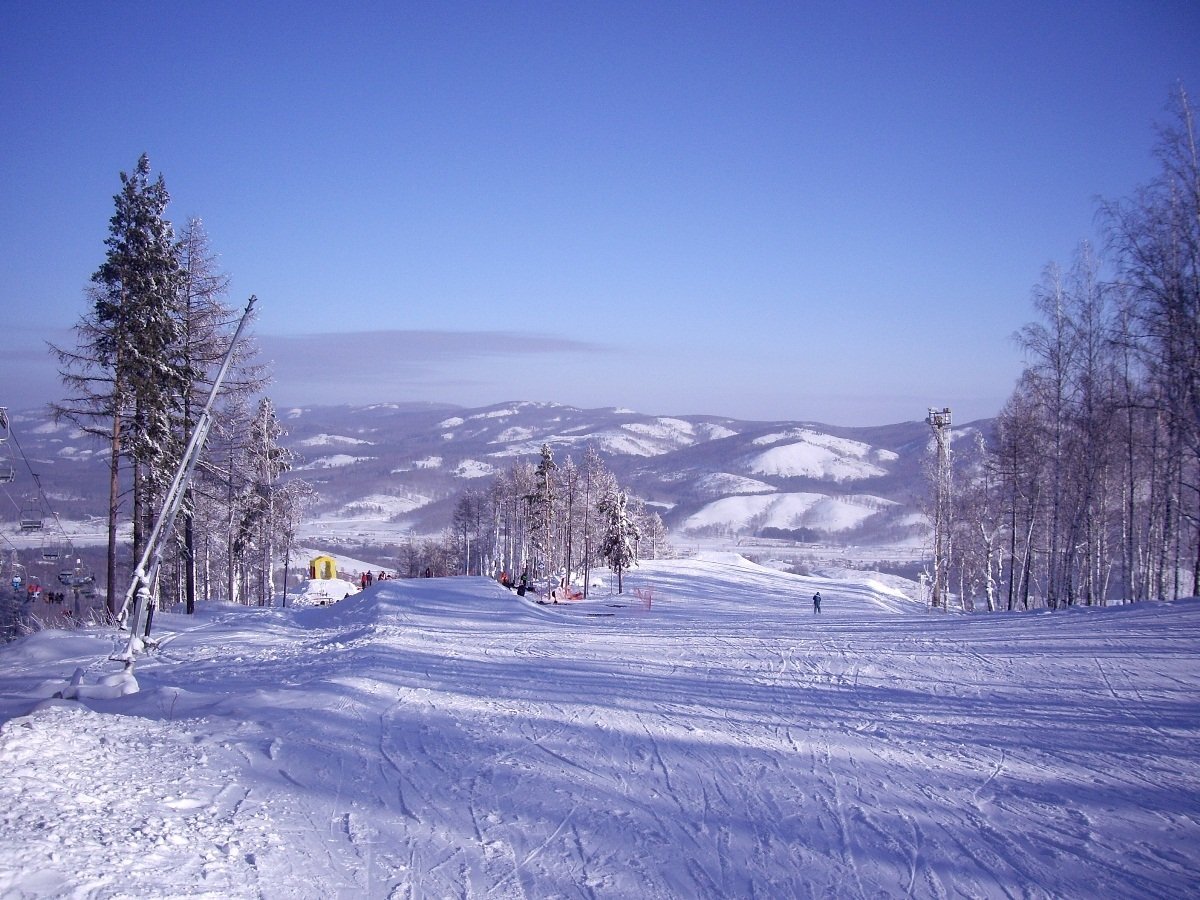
[114,296,257,662]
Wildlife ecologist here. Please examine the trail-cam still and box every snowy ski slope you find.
[0,554,1197,898]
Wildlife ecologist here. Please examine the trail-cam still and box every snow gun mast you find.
[113,296,258,664]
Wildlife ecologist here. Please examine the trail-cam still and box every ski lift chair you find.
[19,497,44,532]
[41,540,60,562]
[58,571,95,588]
[0,464,13,484]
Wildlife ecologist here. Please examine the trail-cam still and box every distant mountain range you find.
[281,401,989,547]
[1,401,990,548]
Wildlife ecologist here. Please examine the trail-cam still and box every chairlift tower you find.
[926,407,952,609]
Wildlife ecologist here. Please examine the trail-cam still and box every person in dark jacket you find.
[813,591,822,613]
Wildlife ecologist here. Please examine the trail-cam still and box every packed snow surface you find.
[1,554,1199,898]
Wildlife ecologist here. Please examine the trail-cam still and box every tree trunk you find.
[184,503,196,614]
[106,408,122,616]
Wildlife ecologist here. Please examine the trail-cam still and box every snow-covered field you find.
[1,554,1198,898]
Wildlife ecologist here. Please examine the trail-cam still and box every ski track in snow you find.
[1,556,1200,898]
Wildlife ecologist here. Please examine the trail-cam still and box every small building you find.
[309,555,337,581]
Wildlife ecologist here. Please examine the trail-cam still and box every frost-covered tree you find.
[580,445,615,597]
[557,455,580,582]
[472,445,659,596]
[978,89,1200,609]
[1011,245,1121,608]
[274,477,316,598]
[197,396,260,605]
[234,398,295,605]
[1106,86,1200,598]
[990,376,1048,610]
[101,157,191,569]
[526,444,557,588]
[452,489,489,575]
[51,154,188,613]
[950,433,1005,612]
[509,461,536,578]
[599,490,639,593]
[638,509,671,561]
[171,218,266,612]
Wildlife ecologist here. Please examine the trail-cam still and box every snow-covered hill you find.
[1,556,1197,897]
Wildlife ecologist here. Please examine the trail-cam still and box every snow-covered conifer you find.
[598,489,639,593]
[52,155,187,612]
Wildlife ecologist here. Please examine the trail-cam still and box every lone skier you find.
[812,591,822,614]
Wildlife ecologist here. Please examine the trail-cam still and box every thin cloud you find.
[261,330,604,361]
[260,330,612,407]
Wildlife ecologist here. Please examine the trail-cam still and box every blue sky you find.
[2,2,1198,426]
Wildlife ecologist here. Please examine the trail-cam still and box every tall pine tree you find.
[53,154,188,613]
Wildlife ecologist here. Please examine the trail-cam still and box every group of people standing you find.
[359,570,395,589]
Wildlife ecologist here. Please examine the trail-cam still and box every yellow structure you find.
[309,555,337,581]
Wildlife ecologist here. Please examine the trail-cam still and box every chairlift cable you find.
[4,413,74,554]
[0,412,20,515]
[0,484,20,516]
[0,408,79,584]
